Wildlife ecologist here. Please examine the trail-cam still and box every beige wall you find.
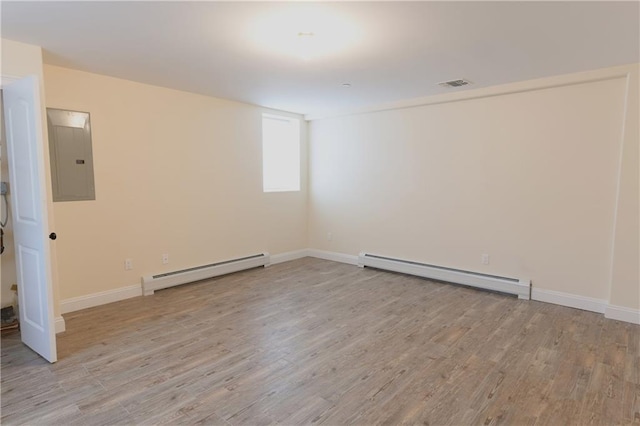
[1,39,61,316]
[308,64,639,310]
[8,42,637,317]
[609,67,640,309]
[1,39,44,80]
[44,65,308,301]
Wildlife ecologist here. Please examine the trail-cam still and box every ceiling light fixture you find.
[248,6,362,61]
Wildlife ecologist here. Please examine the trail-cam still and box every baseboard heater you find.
[358,252,530,300]
[142,253,270,296]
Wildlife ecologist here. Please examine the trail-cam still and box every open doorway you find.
[0,90,19,333]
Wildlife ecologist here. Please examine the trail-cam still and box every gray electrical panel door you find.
[47,108,95,201]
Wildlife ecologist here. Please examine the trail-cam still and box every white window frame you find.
[262,113,301,193]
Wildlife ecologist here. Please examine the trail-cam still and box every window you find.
[262,114,300,192]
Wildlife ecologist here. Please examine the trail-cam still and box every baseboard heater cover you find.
[142,253,270,296]
[358,253,530,300]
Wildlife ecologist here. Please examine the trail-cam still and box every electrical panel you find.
[46,108,96,202]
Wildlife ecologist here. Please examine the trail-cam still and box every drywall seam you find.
[607,71,632,305]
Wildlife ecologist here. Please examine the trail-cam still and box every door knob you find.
[49,232,57,240]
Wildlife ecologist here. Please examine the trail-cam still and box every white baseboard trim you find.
[268,248,359,266]
[269,249,310,265]
[60,284,142,314]
[54,250,640,326]
[531,288,607,314]
[605,304,640,325]
[306,249,359,266]
[55,316,66,334]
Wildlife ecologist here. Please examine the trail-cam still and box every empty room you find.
[1,1,639,425]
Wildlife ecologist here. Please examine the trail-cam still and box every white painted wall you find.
[44,65,308,301]
[308,64,639,313]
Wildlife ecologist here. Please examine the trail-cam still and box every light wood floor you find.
[1,258,639,425]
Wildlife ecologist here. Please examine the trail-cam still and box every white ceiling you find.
[2,1,638,116]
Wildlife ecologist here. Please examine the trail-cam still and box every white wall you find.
[44,65,308,303]
[308,64,639,314]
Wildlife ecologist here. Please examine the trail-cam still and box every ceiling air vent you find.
[438,79,472,88]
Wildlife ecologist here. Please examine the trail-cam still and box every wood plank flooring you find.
[2,257,639,425]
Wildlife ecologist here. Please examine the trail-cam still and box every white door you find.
[3,75,57,362]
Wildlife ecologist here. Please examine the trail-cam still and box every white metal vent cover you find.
[438,79,473,88]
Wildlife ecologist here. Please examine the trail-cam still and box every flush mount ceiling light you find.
[296,32,316,60]
[248,5,362,60]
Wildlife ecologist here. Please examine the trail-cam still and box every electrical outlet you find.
[124,258,133,270]
[481,254,490,265]
[327,232,333,241]
[162,254,169,265]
